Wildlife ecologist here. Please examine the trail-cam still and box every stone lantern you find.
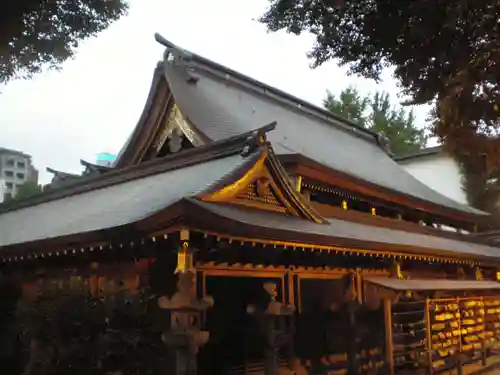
[158,230,213,375]
[247,282,295,375]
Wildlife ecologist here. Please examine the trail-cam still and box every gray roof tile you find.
[0,154,246,247]
[161,46,483,216]
[195,201,500,260]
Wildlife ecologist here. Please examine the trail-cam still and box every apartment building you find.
[0,147,38,200]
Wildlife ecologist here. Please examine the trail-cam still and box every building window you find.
[3,192,11,201]
[4,170,13,178]
[5,182,13,189]
[16,172,25,180]
[17,161,26,169]
[5,159,14,167]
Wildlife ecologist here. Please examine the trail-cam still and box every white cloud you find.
[0,0,430,184]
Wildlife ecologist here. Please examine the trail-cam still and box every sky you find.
[0,0,431,185]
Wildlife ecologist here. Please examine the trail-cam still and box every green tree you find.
[324,87,427,156]
[260,0,500,218]
[4,181,43,203]
[259,0,500,151]
[324,87,369,126]
[0,0,128,85]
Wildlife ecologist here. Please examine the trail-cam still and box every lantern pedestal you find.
[158,271,213,375]
[247,282,295,375]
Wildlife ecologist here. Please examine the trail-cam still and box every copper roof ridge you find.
[0,124,276,215]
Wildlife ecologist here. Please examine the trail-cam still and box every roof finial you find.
[376,131,393,156]
[241,130,267,157]
[240,121,277,157]
[154,33,176,49]
[155,33,193,65]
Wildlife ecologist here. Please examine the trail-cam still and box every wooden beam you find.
[384,298,394,375]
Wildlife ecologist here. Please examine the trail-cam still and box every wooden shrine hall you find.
[2,34,500,375]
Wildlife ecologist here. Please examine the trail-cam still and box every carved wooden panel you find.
[234,178,285,210]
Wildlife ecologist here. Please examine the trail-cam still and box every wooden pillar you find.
[295,175,302,193]
[424,298,433,375]
[457,298,463,375]
[384,298,394,375]
[482,296,487,366]
[345,274,359,375]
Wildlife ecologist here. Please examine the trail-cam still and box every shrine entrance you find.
[198,276,283,375]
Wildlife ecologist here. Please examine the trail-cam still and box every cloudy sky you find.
[0,0,429,184]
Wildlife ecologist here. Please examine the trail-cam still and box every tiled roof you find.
[142,37,483,216]
[190,200,500,261]
[0,153,249,247]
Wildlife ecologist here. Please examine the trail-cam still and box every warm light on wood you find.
[296,174,302,193]
[384,298,394,375]
[175,246,194,274]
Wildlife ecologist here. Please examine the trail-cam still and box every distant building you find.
[96,152,116,167]
[0,179,6,203]
[396,146,467,204]
[0,147,38,200]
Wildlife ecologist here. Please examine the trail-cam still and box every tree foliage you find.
[0,0,128,84]
[260,0,500,214]
[260,1,499,129]
[324,87,369,127]
[2,181,43,208]
[13,181,43,201]
[14,280,167,375]
[324,87,427,156]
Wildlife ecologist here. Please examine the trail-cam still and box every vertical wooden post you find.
[346,300,358,375]
[424,298,433,375]
[482,296,487,366]
[295,175,302,193]
[355,269,362,305]
[201,271,207,297]
[457,297,463,375]
[384,298,394,375]
[287,271,295,307]
[247,282,295,375]
[281,275,286,305]
[297,276,302,313]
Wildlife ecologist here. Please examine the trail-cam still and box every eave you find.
[2,196,499,267]
[0,127,267,215]
[280,153,487,224]
[114,65,211,168]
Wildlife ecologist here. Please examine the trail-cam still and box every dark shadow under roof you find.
[365,277,500,291]
[191,200,500,261]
